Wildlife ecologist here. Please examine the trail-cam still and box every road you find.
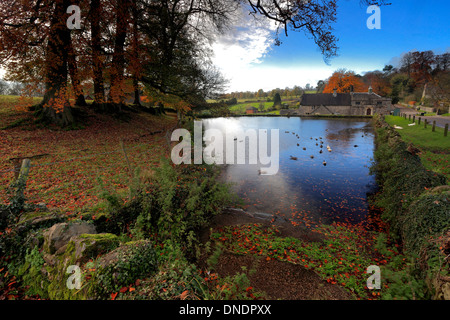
[394,105,450,129]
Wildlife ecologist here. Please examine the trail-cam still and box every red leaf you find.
[180,290,188,300]
[119,287,128,293]
[111,292,118,300]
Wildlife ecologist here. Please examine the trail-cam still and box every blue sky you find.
[212,0,450,92]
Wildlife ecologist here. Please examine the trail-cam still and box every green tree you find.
[316,80,326,93]
[273,92,282,108]
[390,74,414,104]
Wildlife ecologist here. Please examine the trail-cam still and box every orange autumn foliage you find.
[323,69,368,93]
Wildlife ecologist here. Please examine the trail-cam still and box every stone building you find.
[295,87,392,116]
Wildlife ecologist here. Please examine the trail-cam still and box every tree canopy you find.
[0,0,393,125]
[323,69,368,94]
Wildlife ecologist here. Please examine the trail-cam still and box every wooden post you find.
[16,159,31,201]
[412,115,415,123]
[120,140,132,176]
[408,114,411,121]
[18,159,31,180]
[424,119,428,129]
[120,140,134,198]
[12,158,22,180]
[418,117,421,125]
[445,124,448,137]
[432,121,436,132]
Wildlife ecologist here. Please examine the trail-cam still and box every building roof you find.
[301,93,351,106]
[301,92,389,106]
[351,92,382,99]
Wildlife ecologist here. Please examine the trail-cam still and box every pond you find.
[202,116,377,226]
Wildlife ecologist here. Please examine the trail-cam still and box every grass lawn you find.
[0,95,42,129]
[229,101,274,113]
[384,115,450,179]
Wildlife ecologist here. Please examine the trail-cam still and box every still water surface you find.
[202,117,377,225]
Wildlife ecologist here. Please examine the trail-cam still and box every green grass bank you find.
[370,115,449,299]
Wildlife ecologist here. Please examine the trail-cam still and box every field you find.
[0,96,177,214]
[229,101,274,113]
[384,115,450,179]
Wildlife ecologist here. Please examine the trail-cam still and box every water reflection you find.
[202,117,376,225]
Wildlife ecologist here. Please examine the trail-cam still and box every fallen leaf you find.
[180,290,188,300]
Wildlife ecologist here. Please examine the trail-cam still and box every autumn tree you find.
[0,0,71,124]
[428,71,450,111]
[362,71,391,96]
[292,85,303,97]
[400,52,414,80]
[323,69,367,93]
[0,0,392,125]
[108,0,131,108]
[135,0,236,108]
[434,53,450,72]
[428,53,450,110]
[90,0,106,106]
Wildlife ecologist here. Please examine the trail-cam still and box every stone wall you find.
[297,104,388,116]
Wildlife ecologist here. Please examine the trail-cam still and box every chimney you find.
[333,88,337,97]
[368,86,373,94]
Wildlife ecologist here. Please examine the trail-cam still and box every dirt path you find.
[199,208,353,300]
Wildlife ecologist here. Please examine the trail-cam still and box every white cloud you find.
[209,8,336,92]
[210,8,280,92]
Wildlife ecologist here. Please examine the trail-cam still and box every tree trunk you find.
[421,83,428,103]
[131,2,141,106]
[108,0,130,108]
[133,78,141,105]
[68,40,87,106]
[40,0,74,126]
[91,0,106,107]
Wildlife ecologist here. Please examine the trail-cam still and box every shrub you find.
[93,240,158,298]
[18,246,49,298]
[131,159,234,258]
[402,191,450,257]
[93,158,234,260]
